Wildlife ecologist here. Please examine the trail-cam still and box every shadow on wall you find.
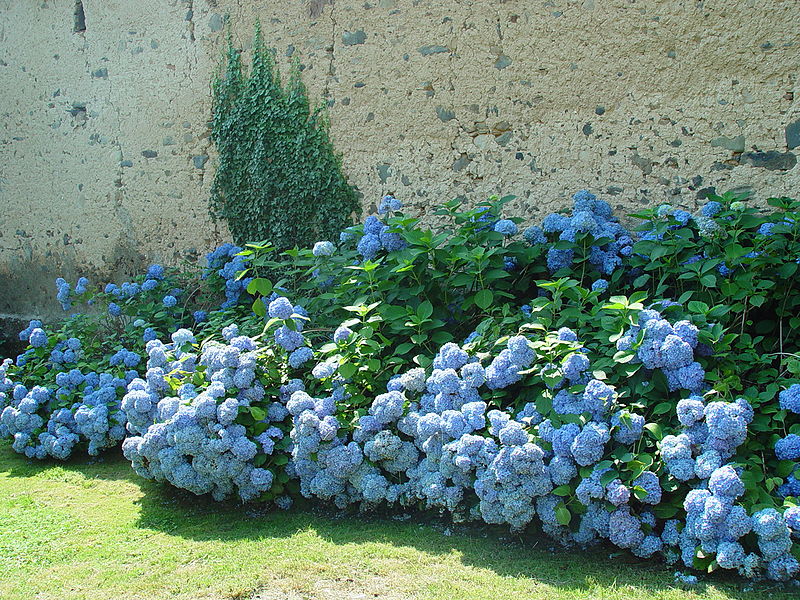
[0,236,147,319]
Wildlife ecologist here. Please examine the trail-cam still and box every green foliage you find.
[240,195,547,383]
[627,192,800,396]
[209,21,360,251]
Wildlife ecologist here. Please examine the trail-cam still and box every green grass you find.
[0,441,792,600]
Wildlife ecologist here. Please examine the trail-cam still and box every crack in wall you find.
[185,0,195,42]
[325,0,336,99]
[74,11,133,247]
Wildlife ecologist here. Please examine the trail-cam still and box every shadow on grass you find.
[0,441,139,484]
[0,441,792,598]
[129,469,781,599]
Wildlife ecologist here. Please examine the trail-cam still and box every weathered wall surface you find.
[0,0,798,319]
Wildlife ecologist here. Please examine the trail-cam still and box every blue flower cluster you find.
[49,337,82,365]
[541,190,633,274]
[617,309,705,392]
[668,466,759,575]
[281,335,640,559]
[4,192,800,584]
[121,327,288,502]
[339,199,407,261]
[638,201,721,243]
[751,508,799,580]
[268,295,310,353]
[662,397,752,481]
[204,243,253,309]
[0,349,133,459]
[264,323,798,581]
[776,384,800,498]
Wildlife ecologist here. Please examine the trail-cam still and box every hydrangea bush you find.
[121,320,300,503]
[2,189,800,584]
[0,249,260,461]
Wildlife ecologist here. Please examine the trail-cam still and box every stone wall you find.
[0,0,798,320]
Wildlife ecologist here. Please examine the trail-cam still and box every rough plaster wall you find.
[0,0,798,320]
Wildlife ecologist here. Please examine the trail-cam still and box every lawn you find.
[0,441,792,600]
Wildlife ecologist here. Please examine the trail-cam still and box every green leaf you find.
[474,289,493,310]
[699,274,717,287]
[431,331,454,345]
[652,402,673,415]
[246,278,273,296]
[632,485,649,500]
[643,422,663,440]
[551,485,572,496]
[252,298,266,318]
[651,503,679,519]
[417,300,433,320]
[249,406,267,421]
[600,470,619,487]
[555,503,571,526]
[338,362,357,379]
[395,343,414,355]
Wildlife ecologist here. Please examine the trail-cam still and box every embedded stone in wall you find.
[418,45,449,56]
[342,30,366,46]
[711,135,745,153]
[787,120,800,150]
[494,55,512,69]
[739,151,797,171]
[435,106,454,122]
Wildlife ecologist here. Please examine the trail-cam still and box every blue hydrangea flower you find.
[333,325,353,343]
[357,233,382,260]
[546,247,573,272]
[379,226,407,252]
[494,219,518,236]
[268,297,294,320]
[147,264,165,280]
[779,384,800,414]
[523,225,546,245]
[312,241,336,257]
[378,194,402,214]
[695,216,721,236]
[701,201,722,217]
[775,434,800,461]
[29,328,48,348]
[289,347,314,368]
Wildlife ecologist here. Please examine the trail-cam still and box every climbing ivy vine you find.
[209,22,359,250]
